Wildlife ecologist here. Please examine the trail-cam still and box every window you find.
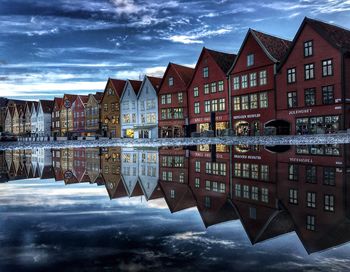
[168,77,174,86]
[287,92,297,108]
[249,207,256,219]
[261,165,269,181]
[287,68,296,83]
[322,85,334,104]
[304,88,316,106]
[204,100,210,113]
[211,100,218,112]
[242,163,250,178]
[304,40,313,57]
[203,67,209,78]
[250,94,258,109]
[307,192,316,208]
[211,82,217,93]
[251,164,259,179]
[161,95,166,105]
[288,164,298,181]
[195,178,200,188]
[243,185,250,198]
[193,87,199,97]
[289,189,298,204]
[219,98,225,111]
[166,94,172,104]
[322,59,333,76]
[250,73,257,87]
[170,190,175,199]
[205,180,210,190]
[324,194,335,212]
[323,167,335,185]
[306,166,317,183]
[194,102,200,114]
[306,215,315,231]
[219,183,225,193]
[261,188,269,203]
[241,95,249,110]
[178,92,183,103]
[233,77,240,90]
[195,161,200,172]
[235,184,241,197]
[247,54,254,66]
[218,81,224,92]
[304,63,315,80]
[204,84,209,94]
[204,196,211,208]
[234,163,241,177]
[259,70,267,85]
[233,97,240,111]
[259,92,268,108]
[241,75,248,89]
[251,186,258,200]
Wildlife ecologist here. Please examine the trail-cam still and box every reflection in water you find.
[0,143,349,255]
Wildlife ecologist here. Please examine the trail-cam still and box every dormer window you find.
[247,54,254,67]
[108,88,113,95]
[203,67,209,78]
[168,77,174,86]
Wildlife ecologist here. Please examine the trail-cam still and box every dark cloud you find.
[0,0,350,99]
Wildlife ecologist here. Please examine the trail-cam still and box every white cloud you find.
[111,0,143,15]
[167,26,233,44]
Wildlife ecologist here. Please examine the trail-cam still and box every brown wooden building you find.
[100,78,126,138]
[85,92,103,137]
[52,97,63,137]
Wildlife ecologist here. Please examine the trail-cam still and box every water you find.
[0,143,350,271]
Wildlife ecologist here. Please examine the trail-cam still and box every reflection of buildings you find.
[189,146,237,227]
[121,147,142,197]
[231,146,294,243]
[0,151,8,182]
[276,144,350,253]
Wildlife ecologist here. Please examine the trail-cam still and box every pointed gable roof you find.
[32,101,39,112]
[129,80,142,95]
[109,78,127,97]
[187,47,236,88]
[228,28,291,74]
[146,76,162,93]
[24,101,33,113]
[53,97,63,110]
[158,62,195,92]
[206,48,236,74]
[78,95,89,105]
[39,100,54,114]
[93,92,104,103]
[305,17,350,52]
[278,17,350,71]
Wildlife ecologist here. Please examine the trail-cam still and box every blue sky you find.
[1,0,350,100]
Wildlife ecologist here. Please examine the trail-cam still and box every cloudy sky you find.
[1,179,350,271]
[1,0,350,100]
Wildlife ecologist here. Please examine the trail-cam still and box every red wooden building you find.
[229,29,291,136]
[276,17,350,134]
[187,47,236,135]
[72,95,88,138]
[158,63,194,138]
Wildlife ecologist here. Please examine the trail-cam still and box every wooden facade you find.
[85,92,103,137]
[158,63,194,138]
[100,78,126,138]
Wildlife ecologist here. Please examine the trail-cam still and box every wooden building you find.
[100,78,126,138]
[120,80,142,138]
[158,63,194,138]
[187,47,236,135]
[135,76,162,139]
[229,29,291,136]
[52,97,63,137]
[85,92,103,137]
[276,17,350,134]
[60,94,77,137]
[72,95,88,138]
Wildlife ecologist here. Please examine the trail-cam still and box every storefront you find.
[295,115,340,135]
[234,120,261,136]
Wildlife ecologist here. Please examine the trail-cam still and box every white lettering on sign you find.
[193,115,225,123]
[289,157,313,163]
[234,154,261,160]
[335,106,342,110]
[288,109,312,115]
[233,113,261,120]
[336,161,343,165]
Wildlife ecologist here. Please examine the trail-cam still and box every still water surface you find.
[0,144,349,271]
